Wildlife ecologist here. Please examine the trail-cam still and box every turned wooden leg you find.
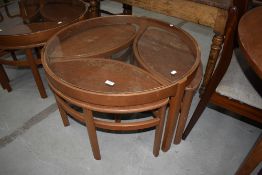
[235,134,262,175]
[199,34,224,95]
[153,105,166,157]
[174,88,195,145]
[83,109,101,160]
[88,0,99,18]
[161,81,186,152]
[123,3,132,15]
[0,64,12,92]
[25,48,47,98]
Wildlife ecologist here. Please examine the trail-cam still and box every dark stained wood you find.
[235,134,262,175]
[211,92,262,123]
[238,7,262,79]
[183,7,262,174]
[183,6,239,139]
[200,0,249,95]
[0,64,12,92]
[0,50,12,92]
[88,0,100,18]
[199,34,224,94]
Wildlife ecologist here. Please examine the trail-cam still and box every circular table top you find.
[43,16,201,106]
[0,0,87,49]
[238,6,262,79]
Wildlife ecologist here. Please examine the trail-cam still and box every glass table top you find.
[43,16,200,94]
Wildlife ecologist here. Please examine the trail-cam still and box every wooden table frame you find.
[42,15,201,159]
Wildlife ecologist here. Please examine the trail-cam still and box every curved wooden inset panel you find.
[133,18,201,86]
[48,24,137,59]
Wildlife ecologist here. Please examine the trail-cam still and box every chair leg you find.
[83,108,101,160]
[25,48,47,98]
[182,90,213,140]
[10,51,17,61]
[161,81,186,152]
[0,64,12,92]
[174,88,194,144]
[235,134,262,175]
[54,95,70,127]
[153,105,166,157]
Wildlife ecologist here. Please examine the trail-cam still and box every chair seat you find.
[190,0,233,9]
[216,52,262,109]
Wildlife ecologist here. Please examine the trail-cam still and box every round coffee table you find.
[42,16,201,159]
[0,0,87,98]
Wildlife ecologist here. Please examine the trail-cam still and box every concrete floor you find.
[0,1,261,175]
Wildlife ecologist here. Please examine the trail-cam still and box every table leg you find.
[161,81,186,152]
[153,105,166,157]
[55,95,70,127]
[173,88,194,145]
[25,48,47,98]
[84,108,101,160]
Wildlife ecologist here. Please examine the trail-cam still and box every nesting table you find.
[0,0,87,97]
[42,16,202,159]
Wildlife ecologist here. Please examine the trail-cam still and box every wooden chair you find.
[182,6,262,174]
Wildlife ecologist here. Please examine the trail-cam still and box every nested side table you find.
[0,0,87,98]
[42,16,201,159]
